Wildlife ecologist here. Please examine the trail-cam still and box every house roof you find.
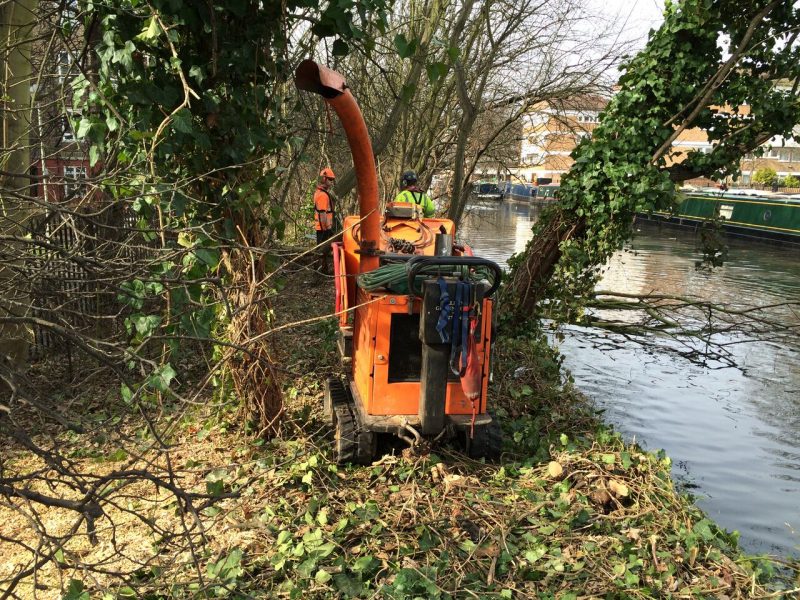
[674,128,709,143]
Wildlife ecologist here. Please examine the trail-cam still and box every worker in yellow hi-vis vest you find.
[393,170,435,217]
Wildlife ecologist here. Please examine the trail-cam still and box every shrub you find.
[752,168,778,186]
[781,174,800,188]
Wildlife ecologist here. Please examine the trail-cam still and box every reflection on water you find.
[459,198,800,557]
[458,199,545,263]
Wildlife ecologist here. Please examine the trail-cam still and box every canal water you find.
[458,198,800,558]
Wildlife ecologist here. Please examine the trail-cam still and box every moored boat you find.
[534,184,560,200]
[471,181,503,200]
[501,181,536,200]
[639,188,800,244]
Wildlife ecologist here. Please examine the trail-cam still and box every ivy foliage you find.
[74,1,387,392]
[80,0,387,200]
[511,0,800,316]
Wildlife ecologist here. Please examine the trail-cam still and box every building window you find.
[523,153,541,164]
[59,0,80,31]
[718,204,734,220]
[57,51,72,83]
[62,114,76,142]
[63,165,87,197]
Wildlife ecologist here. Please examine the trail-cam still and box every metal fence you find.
[24,207,149,360]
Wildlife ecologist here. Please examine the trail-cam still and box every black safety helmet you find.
[400,170,418,188]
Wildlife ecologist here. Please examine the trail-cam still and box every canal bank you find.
[460,198,800,559]
[3,263,791,598]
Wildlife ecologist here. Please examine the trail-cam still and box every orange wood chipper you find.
[295,61,503,464]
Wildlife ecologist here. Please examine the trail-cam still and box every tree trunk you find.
[446,112,474,223]
[224,215,283,438]
[507,208,586,315]
[0,0,37,378]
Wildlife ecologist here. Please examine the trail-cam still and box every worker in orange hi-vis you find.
[313,167,337,272]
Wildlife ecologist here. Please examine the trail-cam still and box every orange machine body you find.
[339,214,456,315]
[334,213,494,418]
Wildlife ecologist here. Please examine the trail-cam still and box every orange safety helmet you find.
[320,167,336,179]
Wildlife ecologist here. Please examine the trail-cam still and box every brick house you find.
[30,2,89,205]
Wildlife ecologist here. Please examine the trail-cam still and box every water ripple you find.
[460,200,800,557]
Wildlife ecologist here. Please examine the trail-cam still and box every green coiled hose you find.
[357,262,496,294]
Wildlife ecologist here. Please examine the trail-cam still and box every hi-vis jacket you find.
[394,188,435,217]
[314,186,334,231]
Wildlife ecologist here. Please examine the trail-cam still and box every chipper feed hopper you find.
[295,60,502,464]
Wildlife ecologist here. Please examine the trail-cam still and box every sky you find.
[589,0,665,49]
[573,0,665,82]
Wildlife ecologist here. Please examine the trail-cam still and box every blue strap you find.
[435,278,475,375]
[435,277,452,343]
[450,283,461,351]
[449,282,470,375]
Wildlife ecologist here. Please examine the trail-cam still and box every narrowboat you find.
[471,181,503,200]
[502,182,536,200]
[534,184,560,200]
[640,188,800,244]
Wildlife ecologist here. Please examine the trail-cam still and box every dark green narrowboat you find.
[535,184,560,200]
[642,189,800,244]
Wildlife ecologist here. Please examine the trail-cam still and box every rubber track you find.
[324,377,349,421]
[468,416,503,460]
[333,402,357,464]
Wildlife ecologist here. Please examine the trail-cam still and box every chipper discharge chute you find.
[295,60,503,464]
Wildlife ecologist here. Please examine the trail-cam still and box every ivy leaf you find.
[352,555,377,573]
[62,580,89,600]
[136,17,161,41]
[693,518,715,542]
[276,530,291,545]
[206,479,224,498]
[132,314,162,337]
[76,118,92,139]
[194,248,220,268]
[121,384,134,404]
[315,569,332,584]
[207,548,243,580]
[332,38,349,56]
[425,61,448,83]
[447,45,460,63]
[171,108,193,134]
[148,363,177,392]
[188,65,205,84]
[394,33,418,59]
[89,145,101,167]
